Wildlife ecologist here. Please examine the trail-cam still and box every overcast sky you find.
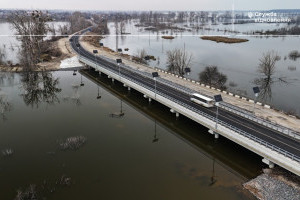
[1,0,299,11]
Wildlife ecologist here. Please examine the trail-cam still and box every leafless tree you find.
[92,15,109,35]
[258,51,281,77]
[58,24,70,35]
[69,12,91,34]
[254,51,291,102]
[133,49,147,64]
[8,10,52,70]
[199,66,227,90]
[166,48,192,76]
[0,47,6,65]
[120,20,126,34]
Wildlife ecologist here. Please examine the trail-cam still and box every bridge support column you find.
[208,130,219,139]
[99,71,101,76]
[262,158,275,168]
[148,98,152,102]
[112,78,114,82]
[175,112,179,118]
[128,87,131,91]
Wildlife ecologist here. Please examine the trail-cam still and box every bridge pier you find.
[176,112,180,118]
[112,78,114,82]
[99,71,101,76]
[208,129,219,139]
[128,87,131,91]
[262,158,275,168]
[149,98,152,102]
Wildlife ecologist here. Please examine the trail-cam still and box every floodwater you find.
[0,70,261,199]
[102,21,300,115]
[0,20,297,199]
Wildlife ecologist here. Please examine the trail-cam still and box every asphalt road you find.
[70,33,300,159]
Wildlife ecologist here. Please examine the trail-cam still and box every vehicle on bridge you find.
[190,93,215,108]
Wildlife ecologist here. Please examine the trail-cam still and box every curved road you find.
[70,33,300,161]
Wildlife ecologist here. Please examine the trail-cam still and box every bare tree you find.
[258,51,281,77]
[166,48,192,76]
[92,15,109,35]
[134,49,147,64]
[69,12,91,34]
[0,47,6,65]
[199,66,227,90]
[120,20,126,34]
[8,10,52,70]
[254,51,290,102]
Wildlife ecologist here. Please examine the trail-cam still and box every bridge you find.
[69,30,300,176]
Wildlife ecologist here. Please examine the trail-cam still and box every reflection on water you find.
[254,51,292,103]
[0,93,12,121]
[20,71,61,108]
[101,21,300,115]
[0,70,261,199]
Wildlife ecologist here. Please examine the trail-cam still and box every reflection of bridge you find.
[71,31,300,176]
[81,69,260,180]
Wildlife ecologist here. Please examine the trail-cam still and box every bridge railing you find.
[78,55,300,164]
[71,31,300,141]
[219,102,300,140]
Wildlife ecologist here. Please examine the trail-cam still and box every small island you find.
[200,36,249,43]
[162,35,175,39]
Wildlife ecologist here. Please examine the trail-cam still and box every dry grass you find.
[82,32,104,48]
[200,36,249,44]
[162,36,175,40]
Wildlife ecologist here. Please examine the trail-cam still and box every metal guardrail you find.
[78,55,300,164]
[72,31,300,141]
[219,102,300,140]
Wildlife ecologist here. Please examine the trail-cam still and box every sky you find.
[0,0,300,11]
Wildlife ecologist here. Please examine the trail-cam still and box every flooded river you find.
[0,70,261,199]
[102,21,300,115]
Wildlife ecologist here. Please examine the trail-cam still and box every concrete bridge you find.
[70,30,300,176]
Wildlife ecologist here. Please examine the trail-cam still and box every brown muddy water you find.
[0,70,262,199]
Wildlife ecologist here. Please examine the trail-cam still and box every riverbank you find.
[78,33,300,134]
[244,167,300,200]
[0,37,77,72]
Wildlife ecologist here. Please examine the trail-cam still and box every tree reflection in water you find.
[20,71,62,108]
[0,73,14,121]
[0,93,13,121]
[254,51,290,103]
